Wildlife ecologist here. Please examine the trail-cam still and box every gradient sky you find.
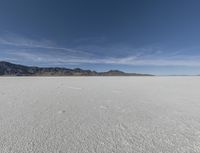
[1,0,200,75]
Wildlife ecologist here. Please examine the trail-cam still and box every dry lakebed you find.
[0,77,200,153]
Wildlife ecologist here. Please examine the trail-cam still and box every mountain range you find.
[0,61,153,76]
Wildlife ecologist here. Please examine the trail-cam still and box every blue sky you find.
[1,0,200,75]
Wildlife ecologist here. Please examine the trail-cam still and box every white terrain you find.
[0,77,200,153]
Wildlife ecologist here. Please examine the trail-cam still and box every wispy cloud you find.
[0,34,93,57]
[4,50,200,67]
[1,33,200,67]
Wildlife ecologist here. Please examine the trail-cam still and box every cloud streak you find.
[3,50,200,67]
[1,34,200,67]
[0,34,93,57]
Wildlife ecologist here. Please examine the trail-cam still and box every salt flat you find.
[0,77,200,153]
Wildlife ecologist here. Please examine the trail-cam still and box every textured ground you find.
[0,77,200,153]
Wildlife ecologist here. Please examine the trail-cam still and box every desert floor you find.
[0,77,200,153]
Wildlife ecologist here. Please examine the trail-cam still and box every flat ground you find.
[0,77,200,153]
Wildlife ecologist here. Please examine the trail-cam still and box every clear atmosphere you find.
[0,0,200,75]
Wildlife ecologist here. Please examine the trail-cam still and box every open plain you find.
[0,77,200,153]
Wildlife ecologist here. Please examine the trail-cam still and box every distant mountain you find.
[0,61,153,76]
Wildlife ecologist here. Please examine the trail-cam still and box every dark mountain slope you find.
[0,61,153,76]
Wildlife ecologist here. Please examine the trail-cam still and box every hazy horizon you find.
[1,0,200,75]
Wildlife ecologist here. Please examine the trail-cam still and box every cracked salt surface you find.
[0,77,200,153]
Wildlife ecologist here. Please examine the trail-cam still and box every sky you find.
[0,0,200,75]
